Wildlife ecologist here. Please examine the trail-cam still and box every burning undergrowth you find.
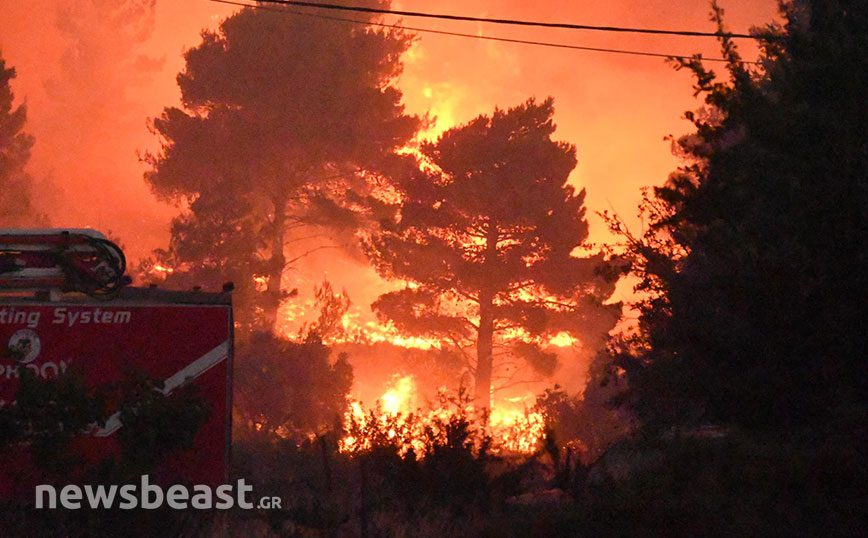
[233,333,576,460]
[339,379,547,458]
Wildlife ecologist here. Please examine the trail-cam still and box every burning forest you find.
[1,0,867,536]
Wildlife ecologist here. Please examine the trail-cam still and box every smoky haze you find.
[0,0,780,403]
[0,0,779,257]
[0,0,236,261]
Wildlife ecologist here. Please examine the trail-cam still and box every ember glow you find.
[151,263,174,274]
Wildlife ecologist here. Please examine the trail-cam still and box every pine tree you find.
[608,0,868,433]
[144,3,420,333]
[366,98,619,410]
[0,53,36,226]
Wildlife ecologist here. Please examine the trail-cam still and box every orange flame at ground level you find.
[339,375,546,457]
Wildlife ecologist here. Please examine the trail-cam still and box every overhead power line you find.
[251,0,761,40]
[210,0,761,65]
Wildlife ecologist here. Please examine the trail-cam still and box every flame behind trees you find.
[143,3,421,333]
[365,98,620,411]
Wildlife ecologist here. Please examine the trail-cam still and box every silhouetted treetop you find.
[143,2,422,332]
[0,53,37,227]
[367,97,619,410]
[608,0,868,433]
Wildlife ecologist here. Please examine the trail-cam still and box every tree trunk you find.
[475,222,499,412]
[475,291,494,412]
[263,194,287,332]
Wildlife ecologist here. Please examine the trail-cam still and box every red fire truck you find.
[0,229,233,498]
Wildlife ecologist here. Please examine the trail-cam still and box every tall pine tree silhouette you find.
[0,53,37,226]
[367,98,619,410]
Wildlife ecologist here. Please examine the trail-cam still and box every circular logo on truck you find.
[8,329,41,364]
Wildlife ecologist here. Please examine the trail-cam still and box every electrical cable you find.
[250,0,761,40]
[210,0,760,65]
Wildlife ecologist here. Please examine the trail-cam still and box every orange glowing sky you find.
[0,0,780,269]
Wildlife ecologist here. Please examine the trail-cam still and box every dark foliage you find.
[607,0,868,434]
[233,332,353,439]
[574,432,868,538]
[0,364,213,537]
[142,1,421,333]
[115,372,210,474]
[0,366,105,474]
[534,354,632,465]
[0,52,39,226]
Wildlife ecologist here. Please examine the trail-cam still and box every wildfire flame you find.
[272,285,569,457]
[489,407,547,454]
[339,375,546,457]
[275,298,440,349]
[380,375,417,414]
[276,296,577,350]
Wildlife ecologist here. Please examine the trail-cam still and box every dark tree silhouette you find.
[0,365,216,537]
[143,2,421,333]
[233,333,353,440]
[366,98,619,410]
[0,53,37,226]
[607,0,868,433]
[0,364,209,489]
